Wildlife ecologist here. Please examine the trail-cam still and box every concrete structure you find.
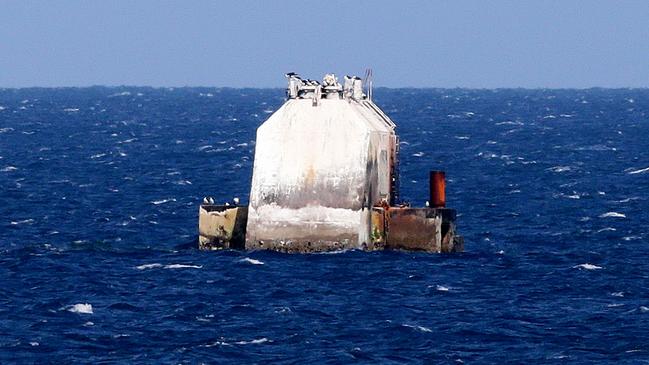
[199,73,462,253]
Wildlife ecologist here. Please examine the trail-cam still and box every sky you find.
[1,1,648,88]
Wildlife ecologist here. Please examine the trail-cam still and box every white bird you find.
[202,197,208,204]
[208,197,215,204]
[233,197,240,205]
[425,201,430,207]
[225,202,230,206]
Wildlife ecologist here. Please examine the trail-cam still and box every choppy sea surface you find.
[1,87,648,363]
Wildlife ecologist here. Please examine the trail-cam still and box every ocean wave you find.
[434,285,449,292]
[402,324,433,333]
[164,264,202,269]
[240,257,264,265]
[136,263,202,270]
[627,166,649,175]
[547,166,572,173]
[151,198,176,205]
[573,263,603,270]
[10,219,34,225]
[65,303,93,314]
[599,212,626,218]
[234,338,271,345]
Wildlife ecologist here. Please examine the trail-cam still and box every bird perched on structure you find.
[202,197,208,204]
[233,197,240,205]
[208,197,215,204]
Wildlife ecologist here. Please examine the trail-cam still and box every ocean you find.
[1,87,648,363]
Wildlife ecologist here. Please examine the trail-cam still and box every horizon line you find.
[1,84,648,91]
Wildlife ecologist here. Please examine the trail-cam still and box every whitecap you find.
[573,263,603,270]
[1,166,18,172]
[641,306,649,312]
[495,121,523,126]
[151,198,176,205]
[164,264,202,269]
[435,285,449,292]
[403,324,433,333]
[412,152,424,157]
[240,257,264,265]
[67,303,93,314]
[64,108,79,112]
[90,153,106,159]
[628,166,649,175]
[135,263,163,270]
[108,91,131,97]
[198,145,212,151]
[29,342,39,346]
[10,219,34,225]
[203,340,232,347]
[454,136,470,140]
[599,212,626,218]
[547,166,572,173]
[234,338,271,345]
[173,180,192,185]
[0,127,13,133]
[596,227,616,233]
[611,292,624,297]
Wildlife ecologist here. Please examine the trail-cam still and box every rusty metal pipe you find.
[429,171,446,208]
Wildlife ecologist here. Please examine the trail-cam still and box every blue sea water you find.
[1,87,648,363]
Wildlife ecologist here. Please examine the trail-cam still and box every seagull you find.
[225,202,230,206]
[202,197,208,204]
[233,197,240,205]
[425,201,430,207]
[208,197,215,204]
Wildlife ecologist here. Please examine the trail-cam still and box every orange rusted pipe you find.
[429,171,446,208]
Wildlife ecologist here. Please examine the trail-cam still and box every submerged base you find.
[199,204,462,253]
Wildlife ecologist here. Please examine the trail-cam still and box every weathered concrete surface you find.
[198,205,248,250]
[245,98,397,251]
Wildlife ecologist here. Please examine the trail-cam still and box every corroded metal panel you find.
[199,205,247,250]
[385,208,442,252]
[383,207,461,253]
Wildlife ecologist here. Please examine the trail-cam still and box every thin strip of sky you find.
[1,1,648,88]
